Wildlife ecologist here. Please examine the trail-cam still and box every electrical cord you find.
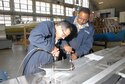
[17,48,40,76]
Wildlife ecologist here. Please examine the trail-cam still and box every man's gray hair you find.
[56,21,72,32]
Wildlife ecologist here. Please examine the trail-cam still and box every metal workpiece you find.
[1,46,125,84]
[41,59,75,71]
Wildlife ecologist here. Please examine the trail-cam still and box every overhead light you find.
[98,1,104,4]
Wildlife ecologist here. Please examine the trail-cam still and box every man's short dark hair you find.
[79,7,90,15]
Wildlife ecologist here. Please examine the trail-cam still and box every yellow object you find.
[5,22,39,48]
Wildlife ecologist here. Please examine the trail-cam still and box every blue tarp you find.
[0,70,8,82]
[94,30,125,42]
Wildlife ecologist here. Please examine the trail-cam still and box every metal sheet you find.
[1,46,125,84]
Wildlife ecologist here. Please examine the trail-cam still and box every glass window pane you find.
[6,24,11,26]
[65,0,73,4]
[21,16,33,23]
[14,0,20,3]
[15,3,20,9]
[46,3,50,7]
[0,21,4,24]
[28,5,32,10]
[5,17,11,20]
[66,7,75,16]
[42,7,45,11]
[53,5,56,8]
[0,1,2,6]
[15,8,20,11]
[41,2,45,6]
[46,8,50,11]
[4,0,9,1]
[21,4,27,9]
[36,6,40,11]
[57,5,60,8]
[82,0,89,8]
[36,1,50,14]
[5,21,10,23]
[52,4,64,15]
[37,18,41,22]
[53,9,56,13]
[0,15,11,26]
[75,0,81,6]
[4,2,9,7]
[4,7,10,10]
[36,10,40,13]
[0,0,10,10]
[41,18,46,21]
[14,0,32,12]
[36,2,40,6]
[21,9,27,12]
[28,18,33,21]
[36,17,50,22]
[20,0,27,4]
[28,1,32,5]
[0,7,3,10]
[0,17,4,20]
[57,10,60,13]
[28,10,32,12]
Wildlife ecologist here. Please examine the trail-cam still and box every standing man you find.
[63,7,94,60]
[23,21,72,75]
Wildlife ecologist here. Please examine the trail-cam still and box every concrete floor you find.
[0,43,26,79]
[0,41,122,79]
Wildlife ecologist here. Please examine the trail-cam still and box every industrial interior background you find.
[0,0,125,83]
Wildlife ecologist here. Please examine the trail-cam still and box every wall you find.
[119,11,125,23]
[95,8,115,18]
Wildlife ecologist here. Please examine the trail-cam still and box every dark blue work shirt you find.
[64,16,95,57]
[23,21,55,75]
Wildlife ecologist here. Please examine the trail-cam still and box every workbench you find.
[6,23,38,48]
[1,46,125,84]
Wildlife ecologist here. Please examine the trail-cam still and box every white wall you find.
[119,11,125,23]
[95,8,115,17]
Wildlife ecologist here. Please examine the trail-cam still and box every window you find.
[21,16,33,23]
[75,0,81,6]
[14,0,32,12]
[82,0,89,8]
[53,18,63,21]
[74,0,89,8]
[66,7,75,16]
[65,0,73,4]
[0,14,11,26]
[36,1,50,14]
[53,4,64,15]
[36,17,50,22]
[0,0,10,10]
